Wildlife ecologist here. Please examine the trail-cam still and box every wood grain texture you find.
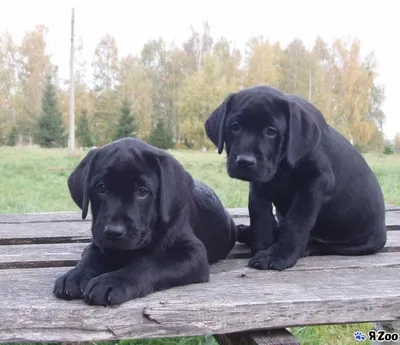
[0,221,91,244]
[0,212,399,245]
[0,204,397,223]
[386,211,400,229]
[214,329,300,345]
[1,236,400,270]
[0,219,247,245]
[386,204,400,212]
[0,266,399,342]
[0,242,88,269]
[0,208,249,224]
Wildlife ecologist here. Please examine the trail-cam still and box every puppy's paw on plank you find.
[248,243,299,271]
[53,267,91,300]
[83,272,152,306]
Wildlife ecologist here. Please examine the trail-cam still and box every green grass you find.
[1,146,399,345]
[0,147,250,213]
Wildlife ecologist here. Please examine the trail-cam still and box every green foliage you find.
[353,143,369,154]
[6,126,18,146]
[113,100,139,140]
[3,147,399,214]
[76,109,94,147]
[34,75,66,148]
[384,142,394,155]
[0,22,388,153]
[148,119,174,149]
[395,133,400,151]
[92,89,121,145]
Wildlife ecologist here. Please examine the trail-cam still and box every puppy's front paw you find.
[53,267,90,300]
[248,243,300,271]
[83,273,152,306]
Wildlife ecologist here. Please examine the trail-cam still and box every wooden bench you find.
[1,205,400,344]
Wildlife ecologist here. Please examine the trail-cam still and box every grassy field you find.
[1,146,399,345]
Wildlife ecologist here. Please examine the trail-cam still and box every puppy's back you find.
[315,125,386,244]
[191,180,237,264]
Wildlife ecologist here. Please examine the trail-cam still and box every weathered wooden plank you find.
[0,208,248,224]
[1,212,399,246]
[1,233,400,270]
[214,252,400,274]
[386,211,400,229]
[0,221,92,245]
[214,329,300,345]
[0,211,89,224]
[0,242,87,269]
[0,218,247,245]
[0,204,397,223]
[0,266,399,342]
[386,204,400,211]
[229,230,400,257]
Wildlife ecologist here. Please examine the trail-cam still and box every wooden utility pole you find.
[68,8,75,155]
[308,66,312,102]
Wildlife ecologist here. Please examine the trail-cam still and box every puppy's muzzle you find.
[104,224,126,240]
[236,154,257,168]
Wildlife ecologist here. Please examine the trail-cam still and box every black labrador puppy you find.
[53,138,237,306]
[205,85,386,271]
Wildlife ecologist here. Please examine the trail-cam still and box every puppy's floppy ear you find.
[205,93,234,154]
[68,148,98,219]
[285,99,322,167]
[155,154,194,225]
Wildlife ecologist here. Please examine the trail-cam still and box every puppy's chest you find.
[262,172,296,204]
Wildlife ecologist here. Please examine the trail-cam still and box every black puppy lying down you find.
[53,138,237,306]
[205,85,386,271]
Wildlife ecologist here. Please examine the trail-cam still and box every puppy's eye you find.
[231,122,241,132]
[264,127,278,136]
[95,182,107,194]
[137,187,149,198]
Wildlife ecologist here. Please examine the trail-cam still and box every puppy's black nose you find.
[236,154,256,168]
[104,224,126,240]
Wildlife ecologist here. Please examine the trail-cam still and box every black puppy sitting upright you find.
[205,85,386,271]
[53,138,237,306]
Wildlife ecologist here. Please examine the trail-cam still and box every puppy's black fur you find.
[205,85,386,271]
[53,138,236,306]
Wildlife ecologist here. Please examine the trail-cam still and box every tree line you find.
[0,21,393,152]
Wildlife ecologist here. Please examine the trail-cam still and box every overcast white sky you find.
[1,0,399,139]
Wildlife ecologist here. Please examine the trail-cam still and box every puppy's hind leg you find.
[300,240,333,257]
[301,229,387,257]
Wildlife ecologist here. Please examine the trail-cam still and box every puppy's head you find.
[68,138,194,251]
[205,86,321,182]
